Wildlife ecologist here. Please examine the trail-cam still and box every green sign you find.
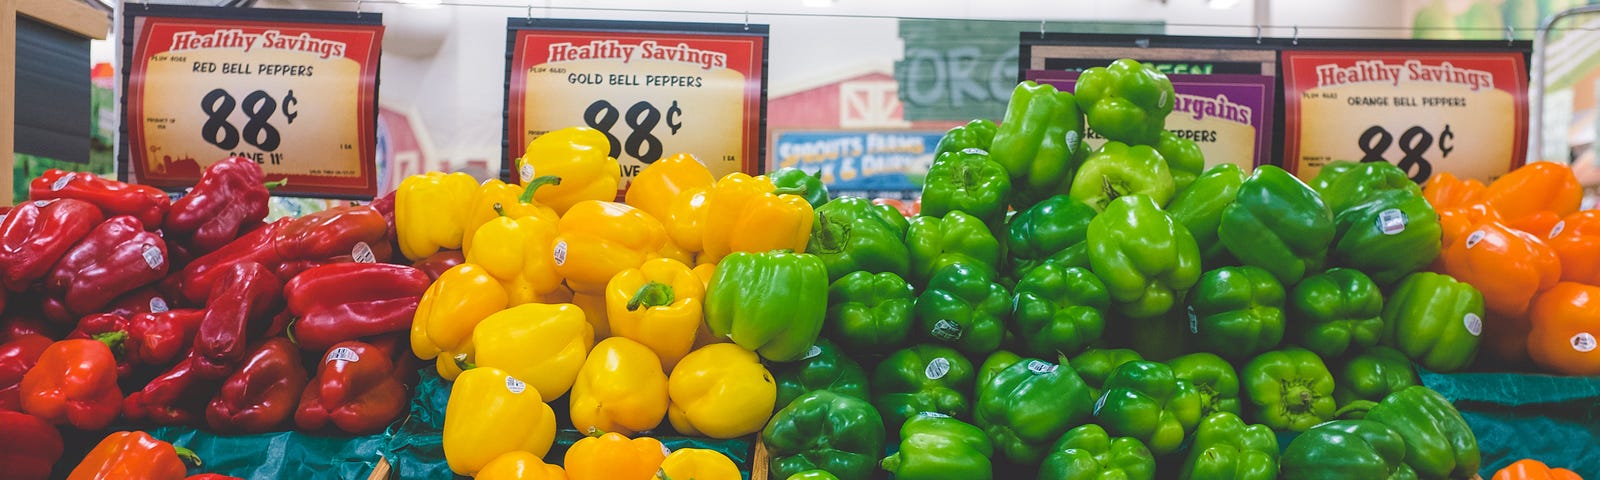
[895,19,1163,121]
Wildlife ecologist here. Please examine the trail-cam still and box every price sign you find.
[1283,50,1528,184]
[506,19,767,195]
[123,6,383,197]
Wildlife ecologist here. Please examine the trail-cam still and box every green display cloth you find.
[1417,367,1600,476]
[147,427,387,479]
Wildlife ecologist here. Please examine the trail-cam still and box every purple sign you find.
[1026,71,1276,171]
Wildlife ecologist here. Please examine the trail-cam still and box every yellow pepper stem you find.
[519,175,564,203]
[626,281,676,311]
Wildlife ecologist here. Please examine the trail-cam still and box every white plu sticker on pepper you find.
[802,345,822,360]
[1187,305,1199,334]
[1465,230,1486,249]
[520,163,536,182]
[141,244,164,270]
[327,347,361,363]
[925,357,951,380]
[1094,394,1107,415]
[149,297,169,313]
[1027,360,1057,374]
[931,319,963,341]
[553,241,569,266]
[1377,208,1408,235]
[1550,221,1566,239]
[1463,313,1482,337]
[51,173,74,191]
[505,376,528,394]
[352,242,376,263]
[1571,333,1597,353]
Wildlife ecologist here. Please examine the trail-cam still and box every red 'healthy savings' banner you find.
[1282,50,1528,184]
[124,6,383,197]
[505,19,767,195]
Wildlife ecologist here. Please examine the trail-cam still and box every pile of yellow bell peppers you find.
[397,126,807,478]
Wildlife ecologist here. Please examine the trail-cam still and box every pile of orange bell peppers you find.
[1425,162,1600,375]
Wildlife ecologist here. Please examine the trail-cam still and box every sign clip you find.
[1506,25,1514,45]
[744,12,750,31]
[355,0,363,16]
[1292,25,1299,45]
[1255,25,1262,44]
[1039,20,1046,38]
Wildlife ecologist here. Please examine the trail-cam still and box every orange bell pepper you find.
[477,451,568,480]
[1437,221,1561,319]
[1434,203,1502,249]
[563,432,668,480]
[1546,210,1600,286]
[625,153,716,254]
[552,201,668,295]
[1494,458,1585,480]
[68,431,198,480]
[1527,283,1600,376]
[1483,162,1583,227]
[1481,311,1534,367]
[699,173,814,264]
[1423,171,1486,209]
[1506,211,1563,239]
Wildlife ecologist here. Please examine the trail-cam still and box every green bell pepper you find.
[1312,160,1423,215]
[1088,194,1202,320]
[876,203,910,237]
[872,344,976,433]
[921,148,1012,225]
[1008,195,1097,281]
[977,350,1022,388]
[1118,307,1193,362]
[762,390,887,480]
[1011,261,1111,357]
[706,251,828,362]
[1331,188,1443,286]
[807,196,912,282]
[1166,352,1240,418]
[772,339,871,411]
[1073,348,1144,399]
[934,119,998,159]
[1242,347,1336,432]
[785,472,841,480]
[1289,268,1384,359]
[1069,141,1176,211]
[906,210,1001,287]
[974,356,1095,465]
[1333,346,1419,406]
[1218,165,1335,286]
[880,412,995,480]
[1307,160,1360,194]
[1091,360,1203,456]
[1187,266,1287,361]
[770,167,830,208]
[826,271,914,355]
[1381,272,1484,373]
[914,262,1009,356]
[991,81,1086,207]
[1362,386,1481,479]
[1074,58,1175,146]
[1155,131,1205,193]
[1179,412,1278,480]
[1281,420,1419,480]
[1037,424,1155,480]
[1168,163,1246,270]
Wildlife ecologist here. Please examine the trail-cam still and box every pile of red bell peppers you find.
[0,158,426,479]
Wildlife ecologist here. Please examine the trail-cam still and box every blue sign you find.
[770,130,944,194]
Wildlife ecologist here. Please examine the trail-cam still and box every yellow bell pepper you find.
[570,337,669,436]
[570,292,610,339]
[626,153,716,254]
[443,367,557,476]
[606,258,703,371]
[539,284,576,304]
[692,264,716,286]
[657,239,694,265]
[460,176,561,252]
[477,451,567,480]
[563,432,668,480]
[699,173,814,264]
[519,127,621,215]
[666,343,776,439]
[689,264,726,351]
[462,303,593,402]
[465,215,563,306]
[396,171,479,261]
[552,200,667,295]
[411,263,509,367]
[654,449,741,480]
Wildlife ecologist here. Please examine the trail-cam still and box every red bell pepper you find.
[0,334,50,411]
[105,286,176,318]
[123,351,217,425]
[205,337,308,433]
[29,169,171,229]
[66,310,205,373]
[371,189,403,259]
[19,339,121,430]
[0,311,53,345]
[193,262,282,379]
[0,199,105,291]
[294,335,413,434]
[285,263,430,351]
[164,156,279,253]
[411,250,465,281]
[43,216,170,320]
[178,205,390,303]
[0,410,64,480]
[68,430,198,480]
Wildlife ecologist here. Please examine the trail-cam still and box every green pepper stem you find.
[881,454,902,472]
[1101,176,1121,202]
[518,175,563,203]
[627,281,676,311]
[91,331,128,359]
[264,179,289,189]
[453,353,477,371]
[285,318,300,346]
[174,446,203,467]
[773,185,808,196]
[813,212,848,253]
[1334,400,1378,419]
